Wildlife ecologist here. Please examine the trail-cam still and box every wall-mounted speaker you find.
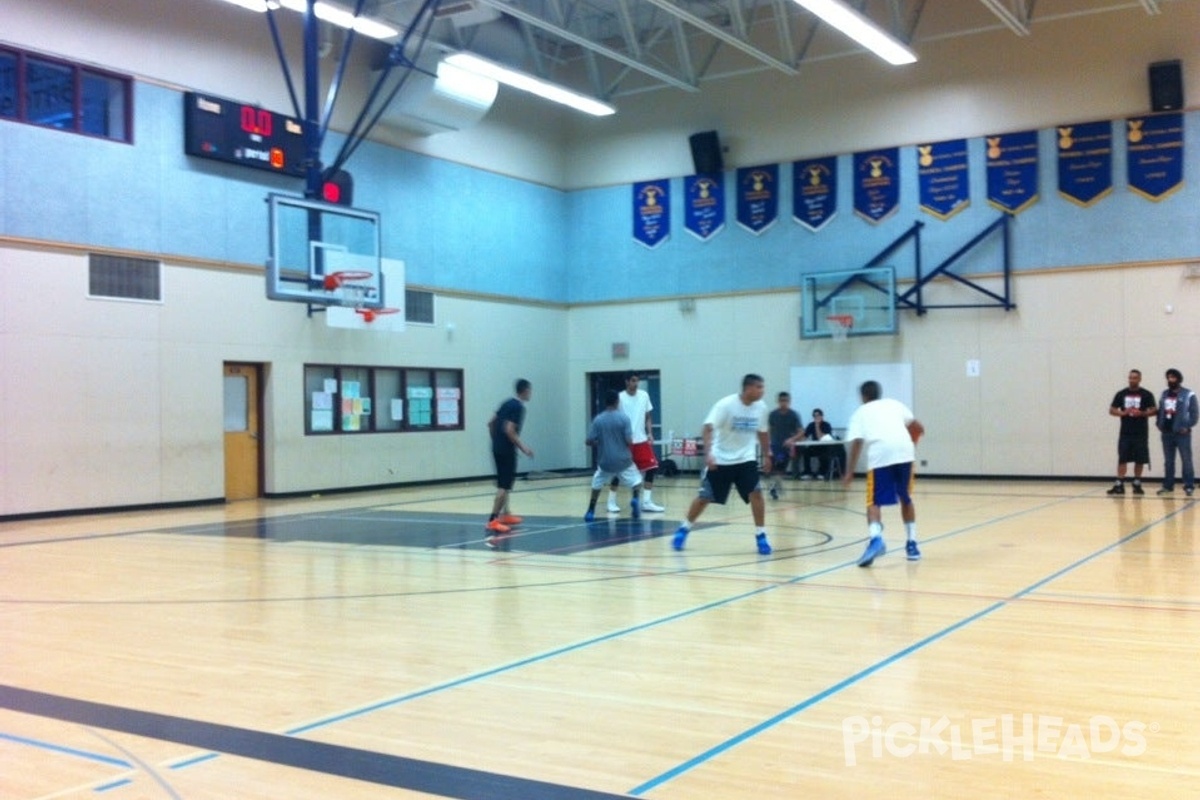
[1149,60,1183,112]
[688,130,724,174]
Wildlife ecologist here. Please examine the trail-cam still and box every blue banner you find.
[792,157,837,232]
[853,148,900,224]
[1127,113,1184,201]
[1057,120,1113,207]
[917,139,969,220]
[632,179,670,249]
[684,173,725,240]
[986,131,1039,214]
[736,164,779,235]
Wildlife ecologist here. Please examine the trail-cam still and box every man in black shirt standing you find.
[1107,369,1157,495]
[486,379,534,541]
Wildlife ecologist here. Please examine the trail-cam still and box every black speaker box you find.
[1149,60,1183,112]
[688,130,724,174]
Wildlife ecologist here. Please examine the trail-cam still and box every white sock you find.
[868,521,883,539]
[608,490,618,503]
[644,490,653,503]
[905,522,917,541]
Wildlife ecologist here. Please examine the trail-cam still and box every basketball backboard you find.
[801,265,897,339]
[266,193,383,309]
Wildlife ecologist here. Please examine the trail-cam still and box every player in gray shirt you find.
[585,390,644,521]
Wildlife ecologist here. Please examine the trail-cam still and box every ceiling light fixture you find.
[792,0,918,65]
[443,53,616,117]
[214,0,399,41]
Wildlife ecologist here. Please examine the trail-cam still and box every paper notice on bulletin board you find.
[390,398,404,421]
[437,399,459,426]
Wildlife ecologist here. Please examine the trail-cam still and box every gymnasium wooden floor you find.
[2,475,1197,798]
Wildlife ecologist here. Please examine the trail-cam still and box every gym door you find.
[223,362,263,500]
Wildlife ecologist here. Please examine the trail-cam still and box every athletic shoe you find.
[1106,484,1125,495]
[485,519,511,534]
[631,498,641,519]
[584,509,595,522]
[769,483,779,501]
[799,474,812,481]
[607,498,621,513]
[1157,488,1174,495]
[642,500,665,513]
[1188,488,1195,497]
[672,525,689,551]
[1132,484,1145,495]
[756,533,772,555]
[857,536,886,567]
[906,540,921,561]
[498,514,523,526]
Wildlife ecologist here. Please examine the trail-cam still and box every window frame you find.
[0,46,132,143]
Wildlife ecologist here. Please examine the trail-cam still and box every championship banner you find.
[917,139,969,220]
[684,173,725,240]
[853,148,900,224]
[792,157,837,232]
[633,179,670,249]
[1127,112,1184,201]
[1056,120,1113,207]
[986,130,1039,214]
[736,164,779,235]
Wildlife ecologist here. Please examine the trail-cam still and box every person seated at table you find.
[788,408,836,480]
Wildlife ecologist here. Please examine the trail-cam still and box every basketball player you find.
[485,379,533,543]
[672,374,773,555]
[841,380,924,566]
[606,373,665,513]
[584,390,642,521]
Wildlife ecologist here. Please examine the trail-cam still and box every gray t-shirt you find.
[589,409,634,473]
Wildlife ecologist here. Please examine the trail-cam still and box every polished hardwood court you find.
[2,476,1197,798]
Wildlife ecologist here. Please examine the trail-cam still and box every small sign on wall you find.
[612,342,630,359]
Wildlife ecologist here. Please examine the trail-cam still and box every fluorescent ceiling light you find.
[792,0,917,65]
[215,0,399,40]
[443,53,616,117]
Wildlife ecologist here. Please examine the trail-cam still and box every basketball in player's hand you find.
[907,420,924,444]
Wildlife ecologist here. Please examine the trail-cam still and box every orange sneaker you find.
[485,519,511,534]
[498,515,523,526]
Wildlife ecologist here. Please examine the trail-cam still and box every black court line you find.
[0,685,632,800]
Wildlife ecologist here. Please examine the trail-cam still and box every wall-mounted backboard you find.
[266,193,383,309]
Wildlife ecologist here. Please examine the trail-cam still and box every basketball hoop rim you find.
[354,306,402,323]
[322,269,374,291]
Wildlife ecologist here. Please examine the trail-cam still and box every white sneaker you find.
[642,500,665,513]
[606,498,621,513]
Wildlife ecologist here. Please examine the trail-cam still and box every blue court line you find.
[627,498,1192,795]
[3,488,1108,787]
[0,731,131,768]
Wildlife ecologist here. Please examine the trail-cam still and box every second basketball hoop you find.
[827,314,854,342]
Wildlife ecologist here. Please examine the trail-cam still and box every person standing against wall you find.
[1156,368,1198,496]
[485,379,534,543]
[768,391,802,477]
[1107,369,1156,495]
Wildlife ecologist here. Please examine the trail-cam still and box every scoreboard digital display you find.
[183,91,306,178]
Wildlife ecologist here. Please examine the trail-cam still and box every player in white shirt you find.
[606,373,666,513]
[841,380,924,566]
[672,374,773,556]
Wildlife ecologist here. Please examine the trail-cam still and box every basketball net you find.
[827,314,853,342]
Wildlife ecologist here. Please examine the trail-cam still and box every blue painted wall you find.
[2,82,1197,305]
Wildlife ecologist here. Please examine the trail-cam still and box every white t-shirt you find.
[704,393,769,465]
[619,389,653,444]
[844,397,916,470]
